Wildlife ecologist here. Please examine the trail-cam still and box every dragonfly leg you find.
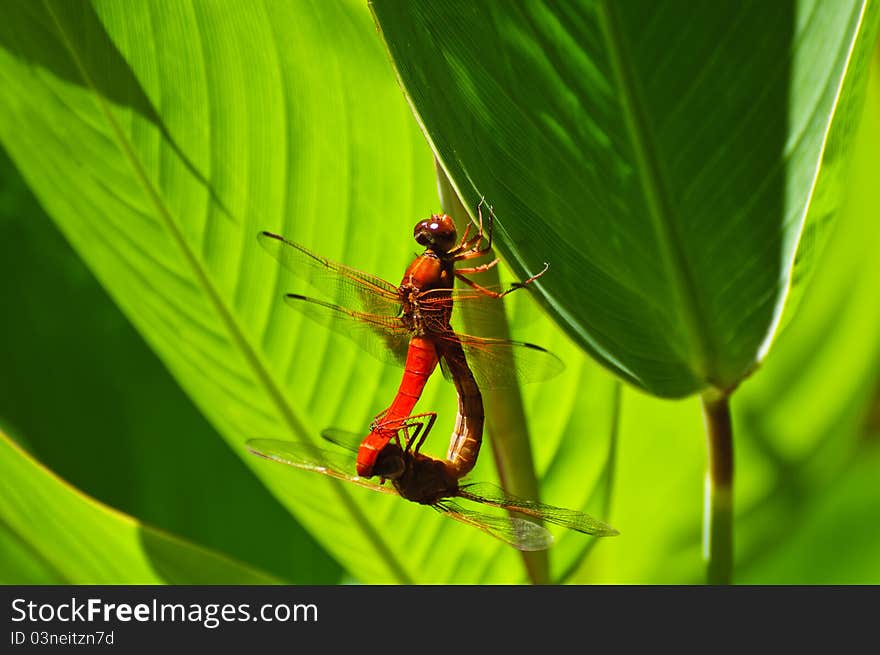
[410,412,437,455]
[476,197,493,252]
[456,221,473,251]
[391,431,404,449]
[383,412,437,454]
[455,258,500,275]
[464,199,493,255]
[449,229,484,256]
[369,408,392,437]
[465,197,496,256]
[401,421,422,452]
[448,198,492,256]
[454,245,495,262]
[373,411,437,453]
[455,261,549,298]
[510,261,550,288]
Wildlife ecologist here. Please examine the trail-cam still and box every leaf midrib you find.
[42,1,412,584]
[597,1,714,385]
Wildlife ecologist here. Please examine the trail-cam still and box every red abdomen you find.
[356,336,439,476]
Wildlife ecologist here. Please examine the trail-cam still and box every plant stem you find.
[701,390,734,585]
[435,160,550,584]
[556,380,622,584]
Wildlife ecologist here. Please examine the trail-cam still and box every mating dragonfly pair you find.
[248,203,618,550]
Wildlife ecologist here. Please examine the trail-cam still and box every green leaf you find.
[579,59,880,582]
[370,0,880,397]
[732,58,880,582]
[779,3,880,334]
[0,147,341,585]
[0,430,279,584]
[0,1,618,583]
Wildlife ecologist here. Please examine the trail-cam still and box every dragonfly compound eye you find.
[414,214,457,251]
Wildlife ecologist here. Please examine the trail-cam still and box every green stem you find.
[434,160,549,585]
[701,390,734,585]
[556,380,622,584]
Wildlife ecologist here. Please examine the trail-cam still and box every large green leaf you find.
[0,1,618,583]
[0,430,278,584]
[580,58,880,582]
[0,147,340,584]
[370,0,879,398]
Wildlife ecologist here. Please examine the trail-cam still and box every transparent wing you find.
[435,333,564,389]
[286,290,562,388]
[260,232,561,386]
[245,439,395,495]
[321,424,426,454]
[284,294,411,368]
[419,284,562,388]
[259,231,402,316]
[422,285,542,336]
[320,428,362,453]
[457,482,619,537]
[247,438,565,550]
[416,287,521,339]
[435,500,554,551]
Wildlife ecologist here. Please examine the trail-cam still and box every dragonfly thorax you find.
[399,250,454,292]
[375,444,459,505]
[398,252,455,336]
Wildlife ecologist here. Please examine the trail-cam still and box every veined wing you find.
[320,428,363,453]
[405,289,563,388]
[457,482,619,537]
[284,294,411,368]
[246,439,395,496]
[434,500,554,551]
[415,287,505,341]
[435,333,564,389]
[248,439,555,550]
[418,286,540,336]
[259,231,402,316]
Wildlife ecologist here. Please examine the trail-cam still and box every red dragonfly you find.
[260,203,562,478]
[246,431,619,551]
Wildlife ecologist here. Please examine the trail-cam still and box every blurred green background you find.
[1,3,878,584]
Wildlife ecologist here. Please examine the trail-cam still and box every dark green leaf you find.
[371,0,879,397]
[0,431,279,584]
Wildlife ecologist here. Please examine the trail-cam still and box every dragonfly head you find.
[414,214,457,253]
[372,443,407,480]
